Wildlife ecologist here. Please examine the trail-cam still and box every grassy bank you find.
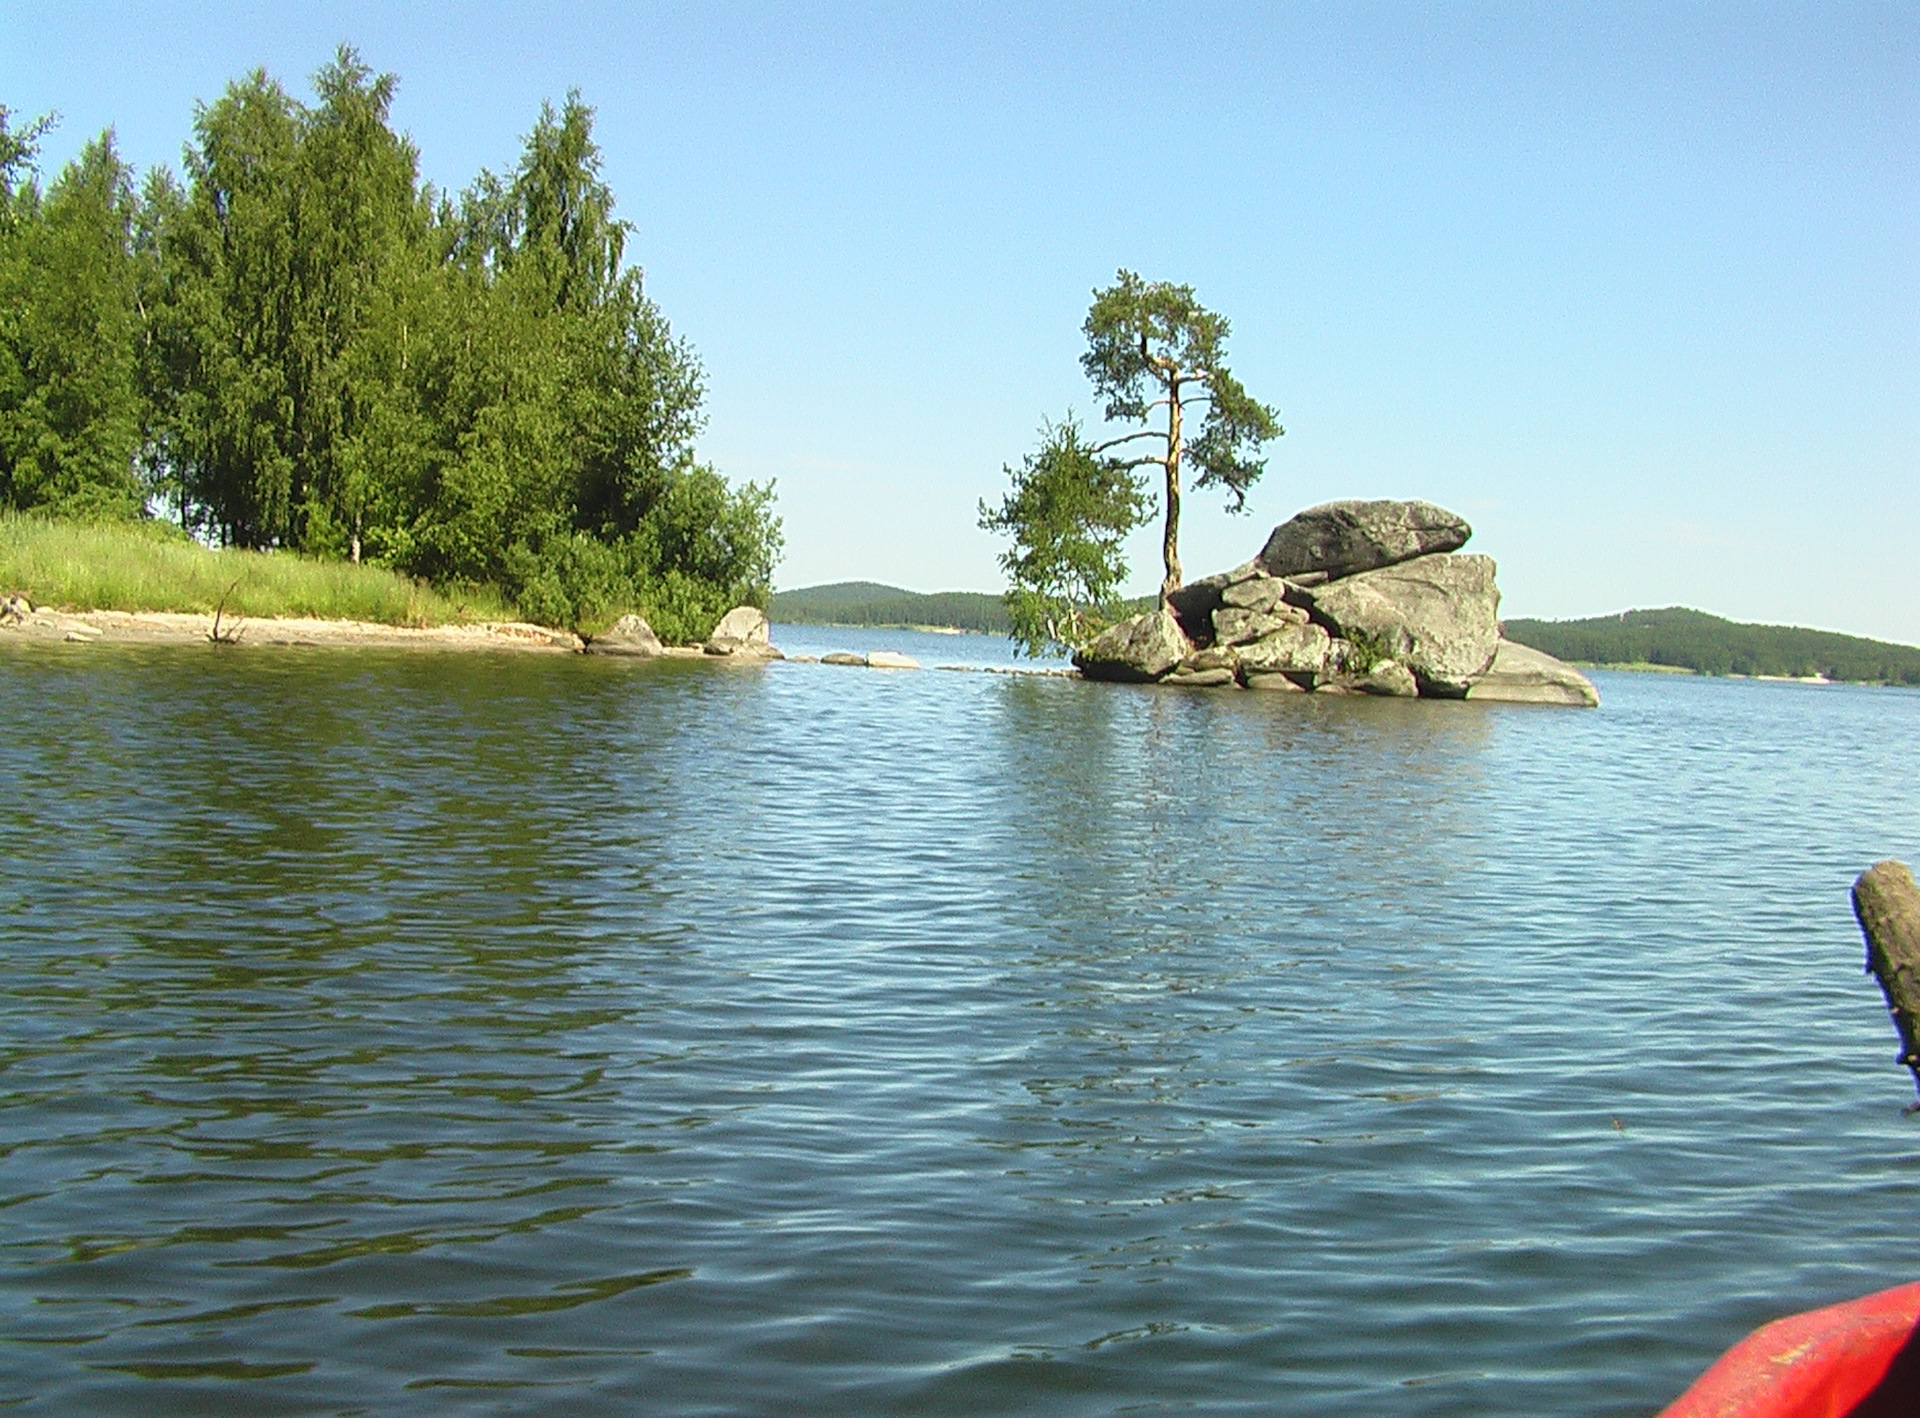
[1,516,518,626]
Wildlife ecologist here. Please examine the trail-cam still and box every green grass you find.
[0,515,519,626]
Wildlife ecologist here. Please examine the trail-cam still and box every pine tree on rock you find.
[1080,270,1282,606]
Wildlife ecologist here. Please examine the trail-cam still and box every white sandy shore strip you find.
[2,606,585,651]
[0,607,1078,674]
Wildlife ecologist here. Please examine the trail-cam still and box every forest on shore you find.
[1505,608,1920,686]
[769,582,1013,633]
[0,49,778,639]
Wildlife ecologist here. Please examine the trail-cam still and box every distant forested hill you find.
[771,582,1011,633]
[1505,608,1920,685]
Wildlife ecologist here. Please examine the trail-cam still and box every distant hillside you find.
[771,582,1011,634]
[1505,608,1920,686]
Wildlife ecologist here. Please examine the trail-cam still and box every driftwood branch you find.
[208,578,245,645]
[1853,859,1920,1105]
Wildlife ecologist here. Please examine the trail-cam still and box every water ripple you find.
[1,642,1916,1414]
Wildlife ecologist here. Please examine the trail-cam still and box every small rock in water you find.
[1072,609,1192,683]
[866,651,920,670]
[1465,640,1600,707]
[1164,665,1237,687]
[822,652,866,666]
[703,606,780,658]
[588,613,663,658]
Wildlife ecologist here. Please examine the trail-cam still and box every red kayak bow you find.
[1657,1282,1920,1418]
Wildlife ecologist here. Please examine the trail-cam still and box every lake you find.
[2,630,1917,1416]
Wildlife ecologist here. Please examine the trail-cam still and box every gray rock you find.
[1257,499,1472,581]
[866,650,920,670]
[1212,602,1308,647]
[1166,645,1240,688]
[1357,660,1419,697]
[1219,574,1297,614]
[1243,671,1306,692]
[1164,665,1238,687]
[1181,646,1241,673]
[589,613,663,657]
[704,605,781,658]
[1,593,28,625]
[1072,609,1192,683]
[1165,561,1264,643]
[707,605,770,645]
[822,651,866,666]
[1234,620,1332,680]
[1304,553,1500,697]
[1466,639,1600,707]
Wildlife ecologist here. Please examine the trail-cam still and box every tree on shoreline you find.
[0,51,780,640]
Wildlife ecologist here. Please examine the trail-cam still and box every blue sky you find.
[6,2,1915,640]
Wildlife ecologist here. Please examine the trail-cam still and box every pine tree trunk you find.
[1854,859,1920,1101]
[1160,386,1183,607]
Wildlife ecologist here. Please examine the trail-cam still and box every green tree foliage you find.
[979,416,1146,655]
[0,123,147,518]
[982,273,1280,652]
[1081,270,1280,603]
[1505,608,1920,686]
[2,53,780,637]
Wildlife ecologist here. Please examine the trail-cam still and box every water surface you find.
[2,640,1917,1415]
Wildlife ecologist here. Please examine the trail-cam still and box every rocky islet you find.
[1076,498,1600,706]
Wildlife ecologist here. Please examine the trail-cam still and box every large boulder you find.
[1304,553,1500,696]
[1165,561,1262,643]
[1466,640,1600,707]
[1072,609,1192,683]
[1233,620,1332,683]
[1257,499,1472,581]
[588,613,663,657]
[1213,601,1309,648]
[704,606,780,658]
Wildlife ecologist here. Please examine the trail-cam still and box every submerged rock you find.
[1257,499,1472,581]
[1072,609,1192,683]
[1466,640,1600,707]
[1304,553,1500,697]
